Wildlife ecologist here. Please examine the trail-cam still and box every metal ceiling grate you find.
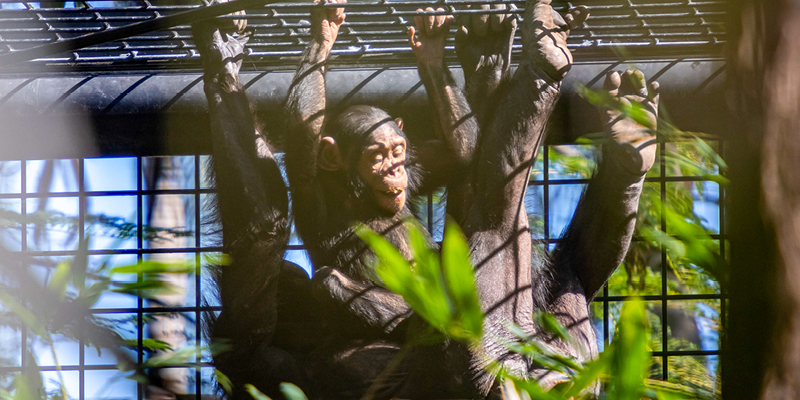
[0,0,727,71]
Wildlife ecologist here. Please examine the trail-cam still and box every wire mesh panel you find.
[0,141,723,398]
[0,0,727,70]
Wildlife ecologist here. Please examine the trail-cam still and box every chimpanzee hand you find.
[408,8,454,68]
[601,69,660,176]
[213,0,248,36]
[311,0,346,51]
[522,0,588,82]
[192,20,249,82]
[455,4,517,82]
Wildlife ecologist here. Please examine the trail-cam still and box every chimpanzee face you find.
[356,122,408,214]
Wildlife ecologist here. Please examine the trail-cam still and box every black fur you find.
[197,1,653,397]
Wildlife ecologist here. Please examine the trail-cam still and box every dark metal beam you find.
[0,60,726,160]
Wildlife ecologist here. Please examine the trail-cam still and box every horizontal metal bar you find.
[593,294,722,301]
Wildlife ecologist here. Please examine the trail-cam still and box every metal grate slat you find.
[0,0,727,71]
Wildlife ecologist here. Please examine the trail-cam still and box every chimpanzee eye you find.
[393,146,404,158]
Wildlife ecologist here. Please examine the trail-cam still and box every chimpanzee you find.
[194,0,659,397]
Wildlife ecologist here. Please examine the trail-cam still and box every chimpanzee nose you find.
[385,163,404,178]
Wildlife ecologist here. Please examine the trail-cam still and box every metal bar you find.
[0,0,275,66]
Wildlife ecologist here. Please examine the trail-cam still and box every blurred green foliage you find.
[356,218,713,399]
[0,208,209,400]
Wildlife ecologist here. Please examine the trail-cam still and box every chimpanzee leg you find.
[552,70,659,301]
[306,338,476,400]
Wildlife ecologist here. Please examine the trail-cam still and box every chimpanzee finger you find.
[619,69,635,96]
[414,9,424,36]
[604,70,621,98]
[648,81,660,110]
[506,4,518,31]
[236,31,251,46]
[434,8,446,35]
[407,26,421,49]
[529,0,555,32]
[564,6,589,31]
[424,7,436,35]
[490,3,506,32]
[618,96,632,110]
[456,4,471,35]
[551,8,567,29]
[327,0,345,23]
[472,4,490,37]
[631,69,647,97]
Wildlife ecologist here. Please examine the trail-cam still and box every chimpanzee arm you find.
[408,9,479,220]
[553,70,659,300]
[196,25,289,245]
[284,2,414,335]
[284,1,345,200]
[409,10,478,172]
[455,4,517,126]
[468,0,588,229]
[193,21,290,342]
[313,267,413,335]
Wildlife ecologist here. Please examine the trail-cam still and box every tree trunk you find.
[144,157,190,399]
[724,0,800,397]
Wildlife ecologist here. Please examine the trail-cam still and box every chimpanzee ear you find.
[394,117,404,131]
[318,136,343,171]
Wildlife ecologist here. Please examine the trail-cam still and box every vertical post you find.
[144,157,190,399]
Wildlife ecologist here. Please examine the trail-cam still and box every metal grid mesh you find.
[0,142,723,397]
[0,0,727,70]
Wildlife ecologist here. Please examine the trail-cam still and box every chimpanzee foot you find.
[522,0,588,82]
[601,69,659,176]
[455,3,517,84]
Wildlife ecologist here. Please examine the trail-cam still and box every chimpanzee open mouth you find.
[386,187,404,195]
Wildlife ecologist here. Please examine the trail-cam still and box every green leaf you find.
[47,260,71,300]
[407,221,451,329]
[0,386,13,400]
[123,339,173,353]
[76,279,110,308]
[140,345,199,368]
[17,348,45,400]
[560,355,609,398]
[110,279,182,299]
[610,299,650,400]
[441,218,483,339]
[533,312,572,344]
[111,261,193,275]
[640,226,685,258]
[0,292,46,337]
[693,137,727,172]
[279,383,309,400]
[506,340,581,375]
[215,370,233,395]
[501,376,560,400]
[13,374,39,400]
[245,384,272,400]
[73,236,90,291]
[358,224,442,329]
